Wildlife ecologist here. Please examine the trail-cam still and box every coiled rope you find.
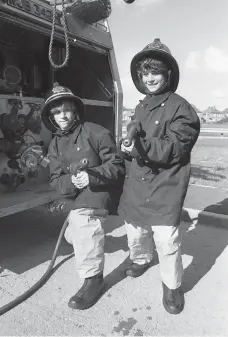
[49,0,70,68]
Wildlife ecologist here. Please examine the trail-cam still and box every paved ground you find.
[0,198,228,336]
[185,184,228,214]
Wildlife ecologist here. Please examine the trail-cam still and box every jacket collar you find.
[54,122,82,143]
[140,90,172,111]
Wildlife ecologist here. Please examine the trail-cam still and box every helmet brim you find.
[41,93,84,132]
[131,49,179,94]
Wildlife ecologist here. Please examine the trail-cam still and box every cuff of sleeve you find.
[130,138,151,160]
[119,149,132,161]
[87,170,100,187]
[58,175,77,196]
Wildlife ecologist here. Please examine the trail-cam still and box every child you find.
[41,83,125,310]
[119,38,200,314]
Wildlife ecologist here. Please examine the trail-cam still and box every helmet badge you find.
[52,85,66,94]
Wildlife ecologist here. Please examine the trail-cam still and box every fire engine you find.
[0,0,126,219]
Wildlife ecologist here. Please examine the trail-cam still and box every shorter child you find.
[41,83,125,310]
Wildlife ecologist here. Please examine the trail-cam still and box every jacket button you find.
[125,175,128,178]
[60,152,63,156]
[155,120,159,125]
[146,199,150,203]
[161,103,165,107]
[141,177,145,181]
[77,147,81,151]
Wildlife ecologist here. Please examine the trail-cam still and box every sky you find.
[108,0,228,111]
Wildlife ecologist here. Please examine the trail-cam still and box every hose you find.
[0,218,70,316]
[0,158,89,316]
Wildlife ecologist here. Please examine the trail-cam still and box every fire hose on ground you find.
[0,158,89,317]
[0,120,140,316]
[0,0,140,317]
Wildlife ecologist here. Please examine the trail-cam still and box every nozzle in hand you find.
[69,158,89,175]
[122,121,142,147]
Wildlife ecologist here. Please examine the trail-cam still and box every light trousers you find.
[125,221,183,289]
[65,208,107,279]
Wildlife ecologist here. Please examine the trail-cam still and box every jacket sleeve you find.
[86,130,125,187]
[131,101,200,165]
[48,139,78,196]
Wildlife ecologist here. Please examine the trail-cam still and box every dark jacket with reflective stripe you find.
[48,122,125,213]
[118,91,200,226]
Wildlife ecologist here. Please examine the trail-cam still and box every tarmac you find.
[0,184,228,336]
[183,184,228,229]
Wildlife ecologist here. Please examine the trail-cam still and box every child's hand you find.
[71,171,89,189]
[121,140,135,154]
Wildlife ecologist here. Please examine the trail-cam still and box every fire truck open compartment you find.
[0,19,115,131]
[0,15,118,217]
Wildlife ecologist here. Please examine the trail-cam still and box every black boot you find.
[68,272,105,310]
[125,262,152,278]
[162,282,184,314]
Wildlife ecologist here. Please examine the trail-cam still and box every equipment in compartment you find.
[0,96,51,191]
[0,49,23,94]
[0,20,49,97]
[0,47,45,96]
[3,65,22,87]
[0,19,53,191]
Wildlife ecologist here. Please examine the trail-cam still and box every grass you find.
[122,124,228,188]
[190,138,228,188]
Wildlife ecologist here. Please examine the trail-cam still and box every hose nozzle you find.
[69,158,89,175]
[122,121,142,147]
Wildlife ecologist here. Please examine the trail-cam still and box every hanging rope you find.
[48,0,70,69]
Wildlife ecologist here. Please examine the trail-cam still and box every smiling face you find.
[137,57,170,95]
[50,100,77,130]
[142,71,167,94]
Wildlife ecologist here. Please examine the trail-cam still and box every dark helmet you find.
[41,83,84,132]
[131,38,179,94]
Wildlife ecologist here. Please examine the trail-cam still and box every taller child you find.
[119,38,200,314]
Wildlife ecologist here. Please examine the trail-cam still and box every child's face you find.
[51,101,77,130]
[142,71,167,94]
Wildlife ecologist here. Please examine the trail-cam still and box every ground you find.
[1,130,228,335]
[0,209,228,336]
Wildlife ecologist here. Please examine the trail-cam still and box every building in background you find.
[196,106,228,124]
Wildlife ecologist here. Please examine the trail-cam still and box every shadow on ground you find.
[105,208,228,295]
[0,209,127,275]
[191,165,226,182]
[1,204,227,297]
[203,197,228,216]
[181,205,228,293]
[0,207,73,274]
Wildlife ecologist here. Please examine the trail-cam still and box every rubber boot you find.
[125,262,152,278]
[68,272,105,310]
[162,282,184,314]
